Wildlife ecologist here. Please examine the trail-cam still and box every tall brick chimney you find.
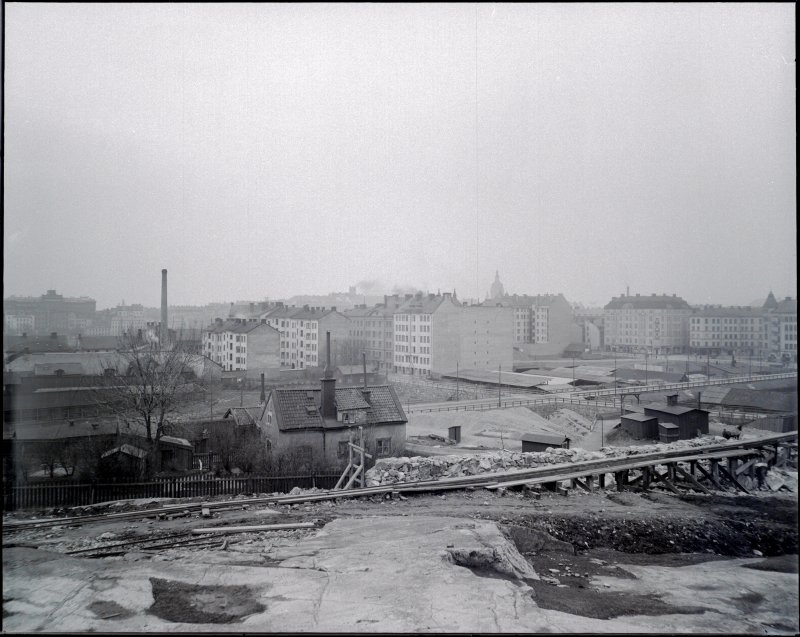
[161,269,168,348]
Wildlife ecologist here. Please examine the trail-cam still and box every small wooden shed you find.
[620,413,659,440]
[521,432,570,453]
[658,422,680,444]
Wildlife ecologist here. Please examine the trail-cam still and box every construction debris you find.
[191,522,317,535]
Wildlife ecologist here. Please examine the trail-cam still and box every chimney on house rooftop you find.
[321,331,336,418]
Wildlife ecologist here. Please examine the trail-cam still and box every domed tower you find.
[490,270,505,300]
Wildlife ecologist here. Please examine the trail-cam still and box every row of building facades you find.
[5,279,798,374]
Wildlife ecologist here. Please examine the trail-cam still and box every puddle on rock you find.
[148,578,265,624]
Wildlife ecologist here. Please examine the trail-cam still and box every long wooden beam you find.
[674,465,711,494]
[717,464,750,494]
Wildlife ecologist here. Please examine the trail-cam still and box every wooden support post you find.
[710,459,720,483]
[667,463,677,482]
[675,465,711,494]
[735,457,759,477]
[689,460,697,477]
[728,457,739,476]
[598,473,606,489]
[718,464,750,494]
[695,461,726,491]
[614,470,627,491]
[642,466,651,489]
[658,477,682,495]
[572,478,591,492]
[775,444,787,468]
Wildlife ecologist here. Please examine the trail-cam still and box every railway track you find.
[3,431,796,534]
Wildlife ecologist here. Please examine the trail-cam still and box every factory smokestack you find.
[161,269,168,348]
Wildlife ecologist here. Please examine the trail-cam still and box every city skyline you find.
[3,4,796,311]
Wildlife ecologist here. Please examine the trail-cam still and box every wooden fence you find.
[2,473,341,512]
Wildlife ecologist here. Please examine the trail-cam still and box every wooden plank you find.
[695,461,727,491]
[718,464,750,494]
[674,465,711,494]
[192,522,317,535]
[655,474,682,495]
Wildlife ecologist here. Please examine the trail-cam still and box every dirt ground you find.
[4,482,798,628]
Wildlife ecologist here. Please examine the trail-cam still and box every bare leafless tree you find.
[92,332,197,474]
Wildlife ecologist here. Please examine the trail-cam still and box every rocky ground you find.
[3,472,798,633]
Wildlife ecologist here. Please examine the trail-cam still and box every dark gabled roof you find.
[720,389,796,413]
[614,368,686,383]
[223,406,265,426]
[604,294,691,310]
[643,404,702,416]
[397,293,453,314]
[206,319,277,335]
[774,297,797,314]
[102,444,147,460]
[33,362,85,376]
[762,291,779,310]
[272,388,325,431]
[494,293,568,308]
[78,336,122,350]
[335,388,372,411]
[621,413,659,422]
[352,385,407,425]
[270,384,407,432]
[521,432,568,445]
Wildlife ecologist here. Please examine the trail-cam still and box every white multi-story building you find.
[393,292,513,378]
[203,318,280,372]
[259,305,349,369]
[688,294,796,362]
[604,293,692,354]
[109,304,147,335]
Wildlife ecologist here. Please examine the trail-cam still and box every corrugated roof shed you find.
[644,404,699,416]
[621,413,658,422]
[521,432,568,446]
[101,444,147,460]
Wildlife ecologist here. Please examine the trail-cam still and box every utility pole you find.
[497,363,502,407]
[706,352,710,379]
[456,361,459,401]
[645,351,649,385]
[613,350,617,394]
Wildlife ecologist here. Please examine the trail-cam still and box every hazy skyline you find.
[3,3,796,310]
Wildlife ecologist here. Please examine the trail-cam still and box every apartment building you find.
[393,292,513,378]
[688,294,797,362]
[4,290,96,336]
[604,293,692,354]
[109,304,147,335]
[491,293,573,347]
[689,307,767,356]
[260,305,349,370]
[203,318,280,372]
[768,296,797,362]
[343,295,403,374]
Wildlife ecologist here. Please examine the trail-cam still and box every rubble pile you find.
[366,436,741,487]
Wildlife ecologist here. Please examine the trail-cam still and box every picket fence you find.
[2,473,341,512]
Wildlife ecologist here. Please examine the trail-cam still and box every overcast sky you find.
[3,3,796,309]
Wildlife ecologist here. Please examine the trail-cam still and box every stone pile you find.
[366,436,734,487]
[366,447,607,487]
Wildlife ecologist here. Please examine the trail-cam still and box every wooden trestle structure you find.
[3,432,796,533]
